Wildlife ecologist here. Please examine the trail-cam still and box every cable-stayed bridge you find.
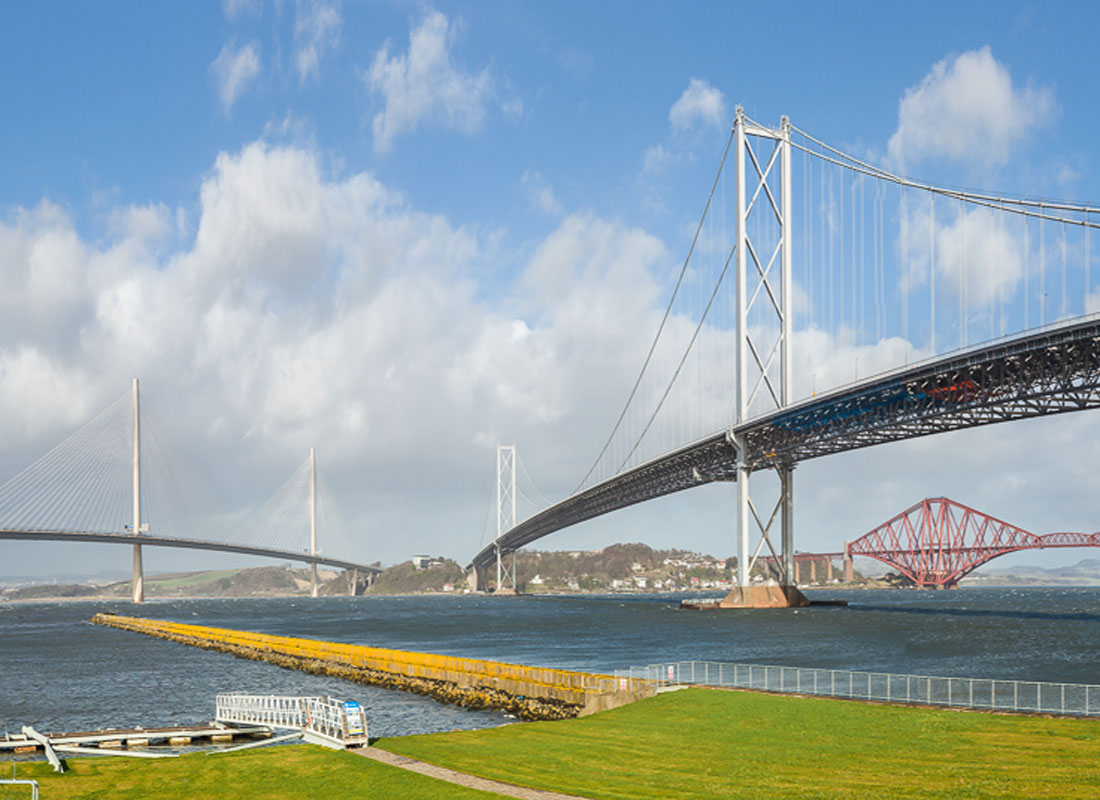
[0,380,379,602]
[471,108,1100,606]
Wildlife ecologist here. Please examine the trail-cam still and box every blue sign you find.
[344,701,365,736]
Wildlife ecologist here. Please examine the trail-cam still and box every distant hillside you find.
[365,559,466,595]
[965,558,1100,586]
[2,543,875,601]
[1,565,342,600]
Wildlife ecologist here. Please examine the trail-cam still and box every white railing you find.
[0,779,39,799]
[615,661,1100,717]
[215,693,368,748]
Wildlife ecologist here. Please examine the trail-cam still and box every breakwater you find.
[91,613,640,721]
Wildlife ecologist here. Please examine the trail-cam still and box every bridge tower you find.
[494,444,517,594]
[310,446,319,598]
[721,108,808,608]
[129,377,148,603]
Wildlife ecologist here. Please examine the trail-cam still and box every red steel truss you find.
[848,498,1100,588]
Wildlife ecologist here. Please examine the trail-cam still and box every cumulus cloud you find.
[887,46,1056,169]
[0,142,679,568]
[366,11,494,153]
[901,202,1024,310]
[669,78,727,133]
[295,0,341,82]
[211,39,261,113]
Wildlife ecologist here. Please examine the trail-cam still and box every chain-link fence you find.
[614,661,1100,717]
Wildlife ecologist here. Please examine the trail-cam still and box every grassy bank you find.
[4,746,496,799]
[379,688,1100,799]
[7,688,1099,798]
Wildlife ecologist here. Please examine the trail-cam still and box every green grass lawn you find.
[4,745,496,799]
[8,689,1099,799]
[378,688,1100,800]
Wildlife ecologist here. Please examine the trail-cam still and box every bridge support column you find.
[720,464,808,608]
[843,541,854,583]
[349,568,358,597]
[492,444,518,596]
[130,377,145,604]
[132,544,144,604]
[717,112,806,610]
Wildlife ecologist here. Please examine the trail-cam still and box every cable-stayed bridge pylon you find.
[0,379,380,601]
[469,107,1100,606]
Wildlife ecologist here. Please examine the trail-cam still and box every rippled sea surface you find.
[2,587,1099,736]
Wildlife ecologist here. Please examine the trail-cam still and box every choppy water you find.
[2,587,1099,736]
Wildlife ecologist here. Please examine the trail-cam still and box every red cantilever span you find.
[848,498,1100,588]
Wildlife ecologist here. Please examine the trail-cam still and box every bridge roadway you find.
[0,529,381,576]
[470,315,1100,571]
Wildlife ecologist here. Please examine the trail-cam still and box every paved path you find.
[356,746,595,800]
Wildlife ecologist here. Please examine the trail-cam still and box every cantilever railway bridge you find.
[847,497,1100,588]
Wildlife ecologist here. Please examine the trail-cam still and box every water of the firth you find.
[2,588,1099,737]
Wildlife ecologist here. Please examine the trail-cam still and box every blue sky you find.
[2,1,1100,579]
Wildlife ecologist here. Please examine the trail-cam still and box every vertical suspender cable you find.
[901,187,909,362]
[1061,220,1067,320]
[962,200,969,347]
[929,190,935,355]
[850,173,856,338]
[839,164,845,328]
[1040,207,1046,326]
[1024,216,1030,330]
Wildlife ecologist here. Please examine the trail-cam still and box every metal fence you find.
[215,693,369,747]
[614,661,1100,717]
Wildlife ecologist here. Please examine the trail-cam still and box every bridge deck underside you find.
[471,319,1100,571]
[0,529,381,575]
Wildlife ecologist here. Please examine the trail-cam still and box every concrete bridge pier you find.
[843,542,854,582]
[719,464,809,609]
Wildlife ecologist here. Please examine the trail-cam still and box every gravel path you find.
[356,746,596,800]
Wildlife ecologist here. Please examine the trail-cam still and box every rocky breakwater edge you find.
[91,614,652,722]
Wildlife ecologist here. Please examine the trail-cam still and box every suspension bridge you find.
[471,107,1100,606]
[0,379,380,602]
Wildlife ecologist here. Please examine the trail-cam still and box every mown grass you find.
[3,745,495,799]
[378,688,1100,799]
[8,690,1098,799]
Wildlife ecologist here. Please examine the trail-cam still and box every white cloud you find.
[669,78,727,133]
[0,143,678,569]
[295,0,341,82]
[521,171,562,216]
[222,0,260,19]
[366,11,494,153]
[642,144,673,175]
[211,40,262,113]
[932,207,1023,308]
[887,46,1056,169]
[900,202,1024,310]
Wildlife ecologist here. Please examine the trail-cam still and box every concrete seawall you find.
[92,614,649,721]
